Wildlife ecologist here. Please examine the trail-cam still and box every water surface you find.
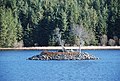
[0,50,120,81]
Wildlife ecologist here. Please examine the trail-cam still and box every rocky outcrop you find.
[27,51,99,60]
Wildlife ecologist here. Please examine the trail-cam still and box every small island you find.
[27,27,99,60]
[27,49,99,60]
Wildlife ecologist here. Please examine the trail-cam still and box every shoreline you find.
[0,46,120,50]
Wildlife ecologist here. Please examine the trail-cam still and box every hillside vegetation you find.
[0,0,120,47]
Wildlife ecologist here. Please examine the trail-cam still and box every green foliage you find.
[0,0,120,47]
[0,7,22,47]
[107,0,120,38]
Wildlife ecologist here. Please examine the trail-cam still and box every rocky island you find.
[27,50,99,60]
[27,27,99,60]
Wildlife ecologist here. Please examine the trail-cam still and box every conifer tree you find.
[0,8,18,47]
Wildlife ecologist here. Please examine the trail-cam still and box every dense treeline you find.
[0,0,120,47]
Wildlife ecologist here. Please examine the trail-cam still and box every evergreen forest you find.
[0,0,120,47]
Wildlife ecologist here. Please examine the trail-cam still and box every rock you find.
[27,51,99,60]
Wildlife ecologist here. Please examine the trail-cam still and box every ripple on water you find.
[0,50,120,81]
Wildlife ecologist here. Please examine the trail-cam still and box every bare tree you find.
[100,34,108,46]
[113,36,119,46]
[72,24,88,54]
[72,24,88,41]
[54,28,67,52]
[108,39,115,46]
[14,40,24,48]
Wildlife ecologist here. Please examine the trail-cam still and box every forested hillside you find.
[0,0,120,47]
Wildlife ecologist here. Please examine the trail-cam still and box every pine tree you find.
[0,8,18,47]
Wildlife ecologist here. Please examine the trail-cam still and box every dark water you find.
[0,50,120,81]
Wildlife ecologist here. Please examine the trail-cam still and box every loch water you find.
[0,50,120,81]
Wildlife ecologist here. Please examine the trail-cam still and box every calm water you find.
[0,50,120,81]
